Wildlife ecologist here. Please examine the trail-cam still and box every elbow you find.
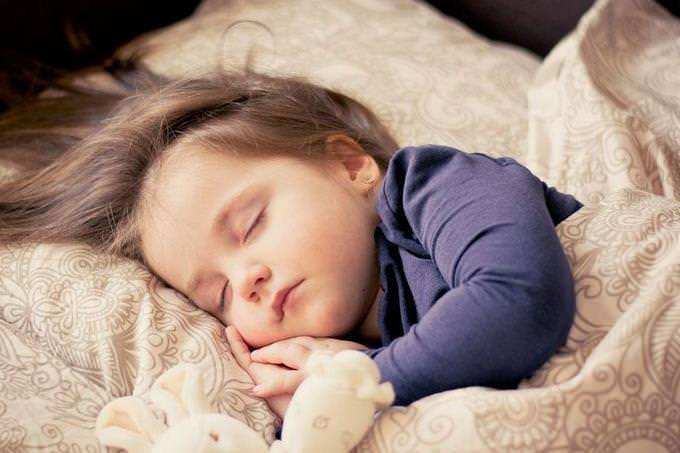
[495,279,576,385]
[540,266,577,348]
[521,283,576,380]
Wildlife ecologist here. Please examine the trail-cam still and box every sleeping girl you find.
[0,69,582,420]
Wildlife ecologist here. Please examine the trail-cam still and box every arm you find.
[366,146,578,405]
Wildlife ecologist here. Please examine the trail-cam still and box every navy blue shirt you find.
[363,145,583,406]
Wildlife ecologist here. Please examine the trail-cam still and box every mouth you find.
[272,279,303,318]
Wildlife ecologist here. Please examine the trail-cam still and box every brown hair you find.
[0,67,398,263]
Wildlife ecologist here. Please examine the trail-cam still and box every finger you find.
[253,370,306,398]
[285,335,315,346]
[278,336,331,350]
[251,342,311,370]
[225,325,252,368]
[291,336,364,351]
[291,336,367,352]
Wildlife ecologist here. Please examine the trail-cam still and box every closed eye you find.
[219,281,229,311]
[243,210,265,244]
[218,209,265,310]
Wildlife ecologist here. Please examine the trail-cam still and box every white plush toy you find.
[96,350,395,453]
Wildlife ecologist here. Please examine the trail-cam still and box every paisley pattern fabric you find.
[526,0,680,205]
[0,0,679,451]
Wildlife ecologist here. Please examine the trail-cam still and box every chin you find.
[316,320,356,338]
[244,333,284,349]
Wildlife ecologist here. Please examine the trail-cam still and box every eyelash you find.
[243,210,264,244]
[219,210,265,310]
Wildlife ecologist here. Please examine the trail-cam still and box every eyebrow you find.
[184,185,252,298]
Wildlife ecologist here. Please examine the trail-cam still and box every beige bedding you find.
[0,0,678,451]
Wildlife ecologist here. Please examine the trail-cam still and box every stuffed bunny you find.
[96,350,395,453]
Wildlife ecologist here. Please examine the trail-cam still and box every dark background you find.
[427,0,679,55]
[0,0,202,110]
[1,0,678,111]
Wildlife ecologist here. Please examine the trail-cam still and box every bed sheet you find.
[0,0,678,451]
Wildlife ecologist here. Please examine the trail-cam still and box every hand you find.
[225,325,297,419]
[249,336,368,396]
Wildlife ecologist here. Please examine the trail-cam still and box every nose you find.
[237,263,271,303]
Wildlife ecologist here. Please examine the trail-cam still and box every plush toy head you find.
[273,350,395,453]
[96,365,269,453]
[96,350,394,453]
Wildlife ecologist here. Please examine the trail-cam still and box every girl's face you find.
[139,139,383,348]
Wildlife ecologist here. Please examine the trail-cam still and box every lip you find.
[272,279,302,318]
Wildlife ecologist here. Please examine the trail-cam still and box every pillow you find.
[0,242,279,449]
[121,0,539,158]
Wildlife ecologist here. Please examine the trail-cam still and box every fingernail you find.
[252,385,262,394]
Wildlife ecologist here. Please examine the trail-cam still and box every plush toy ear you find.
[331,351,396,408]
[96,396,167,453]
[150,365,212,426]
[334,350,380,382]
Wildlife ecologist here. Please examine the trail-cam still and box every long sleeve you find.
[365,146,580,406]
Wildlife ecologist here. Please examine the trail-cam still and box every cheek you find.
[275,202,366,267]
[302,293,360,337]
[229,306,282,348]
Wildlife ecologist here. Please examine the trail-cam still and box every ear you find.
[150,365,212,426]
[324,134,381,197]
[96,396,167,453]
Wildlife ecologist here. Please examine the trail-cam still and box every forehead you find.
[146,146,251,222]
[152,144,327,192]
